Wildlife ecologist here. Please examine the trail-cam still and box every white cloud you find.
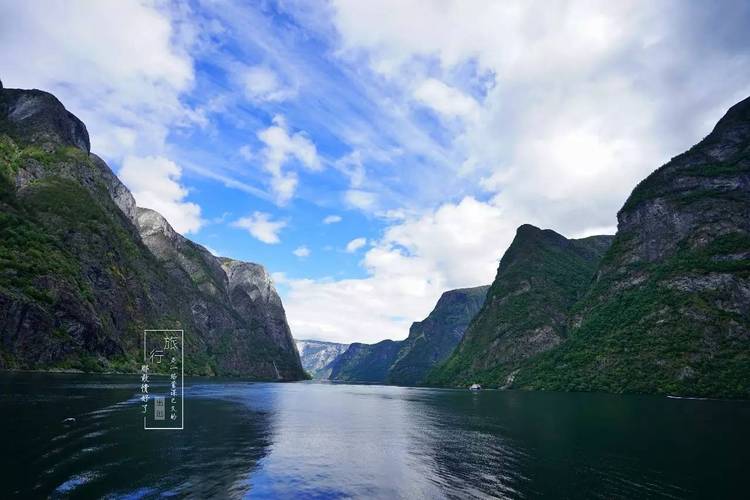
[323,215,342,224]
[345,237,367,253]
[283,196,517,343]
[329,0,750,239]
[0,0,195,161]
[413,78,480,120]
[293,245,311,258]
[257,115,322,204]
[240,64,295,102]
[232,212,287,244]
[119,155,203,234]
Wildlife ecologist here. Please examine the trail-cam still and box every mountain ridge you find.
[295,339,350,379]
[0,86,304,379]
[328,285,489,384]
[514,94,750,397]
[426,226,613,387]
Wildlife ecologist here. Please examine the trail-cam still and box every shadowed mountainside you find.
[0,86,304,379]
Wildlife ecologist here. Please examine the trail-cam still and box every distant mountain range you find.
[295,339,349,379]
[324,286,489,385]
[0,85,305,380]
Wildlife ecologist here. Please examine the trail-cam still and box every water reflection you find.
[0,374,748,499]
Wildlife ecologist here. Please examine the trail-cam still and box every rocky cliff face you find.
[327,340,402,383]
[0,86,304,380]
[426,227,612,387]
[387,286,489,385]
[328,285,489,385]
[515,96,750,398]
[295,339,350,379]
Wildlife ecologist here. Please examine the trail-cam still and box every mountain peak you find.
[0,87,90,153]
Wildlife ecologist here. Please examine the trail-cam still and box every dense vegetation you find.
[426,227,612,387]
[429,95,750,398]
[0,87,305,379]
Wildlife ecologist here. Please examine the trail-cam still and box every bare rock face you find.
[0,86,304,380]
[136,207,227,298]
[387,285,489,385]
[295,339,350,379]
[0,88,90,152]
[221,259,297,354]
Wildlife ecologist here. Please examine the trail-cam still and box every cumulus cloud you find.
[257,115,322,204]
[0,1,214,240]
[0,0,195,161]
[232,212,287,244]
[283,197,518,343]
[293,245,311,257]
[330,0,750,236]
[345,237,367,253]
[119,156,203,234]
[323,215,342,224]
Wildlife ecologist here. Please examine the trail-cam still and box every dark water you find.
[0,373,748,499]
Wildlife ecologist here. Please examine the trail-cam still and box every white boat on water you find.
[469,383,482,391]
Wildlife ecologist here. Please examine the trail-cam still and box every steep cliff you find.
[296,339,350,379]
[387,286,489,385]
[427,227,612,387]
[328,285,488,384]
[327,340,402,383]
[515,96,750,398]
[0,86,304,380]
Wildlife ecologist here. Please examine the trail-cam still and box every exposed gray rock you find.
[0,88,89,152]
[296,339,350,379]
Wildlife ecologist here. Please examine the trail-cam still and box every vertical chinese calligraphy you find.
[142,330,184,430]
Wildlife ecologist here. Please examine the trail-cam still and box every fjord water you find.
[0,374,747,499]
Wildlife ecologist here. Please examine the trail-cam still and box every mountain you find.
[328,340,402,383]
[515,96,750,398]
[426,227,613,387]
[387,286,489,385]
[328,286,489,384]
[295,339,349,379]
[0,85,304,380]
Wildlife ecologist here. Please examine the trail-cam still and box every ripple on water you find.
[52,471,99,496]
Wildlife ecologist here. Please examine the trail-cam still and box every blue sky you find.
[2,0,750,343]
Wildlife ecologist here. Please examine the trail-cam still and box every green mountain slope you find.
[515,96,750,398]
[0,86,304,379]
[426,226,612,387]
[327,340,401,383]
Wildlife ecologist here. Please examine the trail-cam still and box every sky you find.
[2,0,750,344]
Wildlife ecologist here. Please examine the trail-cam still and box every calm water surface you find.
[0,373,747,499]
